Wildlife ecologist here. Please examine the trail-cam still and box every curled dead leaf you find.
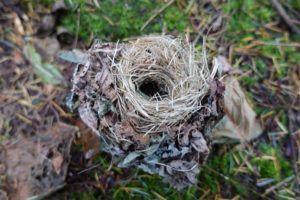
[52,155,64,174]
[211,76,262,142]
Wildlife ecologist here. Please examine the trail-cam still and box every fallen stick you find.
[270,0,300,35]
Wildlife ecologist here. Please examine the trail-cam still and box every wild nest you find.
[116,36,211,134]
[71,35,224,189]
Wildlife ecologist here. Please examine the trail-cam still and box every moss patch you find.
[61,0,189,42]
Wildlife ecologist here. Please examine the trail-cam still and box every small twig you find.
[0,39,21,52]
[93,0,100,8]
[26,184,65,200]
[263,175,295,196]
[154,161,198,172]
[257,41,300,47]
[192,14,220,46]
[77,163,100,175]
[140,0,175,31]
[270,0,300,35]
[288,109,299,189]
[202,165,266,199]
[73,7,80,48]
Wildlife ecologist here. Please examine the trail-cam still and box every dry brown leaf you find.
[74,119,100,160]
[52,155,64,174]
[95,66,117,100]
[211,76,262,142]
[161,160,200,189]
[0,122,76,200]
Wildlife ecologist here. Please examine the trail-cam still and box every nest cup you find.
[115,36,211,134]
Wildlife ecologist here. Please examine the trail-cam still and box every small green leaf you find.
[23,44,64,85]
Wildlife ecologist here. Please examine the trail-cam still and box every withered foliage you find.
[0,123,75,200]
[0,4,76,199]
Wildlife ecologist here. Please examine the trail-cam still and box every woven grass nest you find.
[71,35,225,189]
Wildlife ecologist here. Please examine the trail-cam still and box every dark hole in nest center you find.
[138,79,169,99]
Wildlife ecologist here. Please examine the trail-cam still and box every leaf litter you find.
[0,123,76,200]
[0,3,77,199]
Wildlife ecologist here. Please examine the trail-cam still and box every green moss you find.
[224,0,277,42]
[111,172,179,200]
[257,43,299,79]
[278,111,289,130]
[255,58,268,75]
[254,107,271,116]
[251,144,292,180]
[199,149,251,197]
[241,75,259,87]
[162,6,187,32]
[61,0,189,42]
[38,0,57,7]
[288,0,300,9]
[223,0,299,82]
[200,170,218,193]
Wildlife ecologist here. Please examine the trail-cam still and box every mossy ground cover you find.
[61,0,189,41]
[27,0,299,199]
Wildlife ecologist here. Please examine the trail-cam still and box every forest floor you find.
[0,0,299,199]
